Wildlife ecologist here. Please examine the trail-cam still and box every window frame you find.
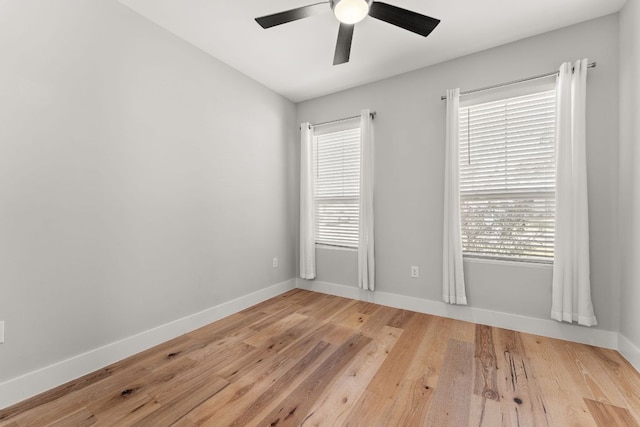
[458,85,557,264]
[312,119,361,250]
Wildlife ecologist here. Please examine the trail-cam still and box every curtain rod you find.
[304,111,376,129]
[440,62,597,101]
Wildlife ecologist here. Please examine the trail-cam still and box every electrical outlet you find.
[272,257,279,268]
[0,321,4,344]
[411,266,419,278]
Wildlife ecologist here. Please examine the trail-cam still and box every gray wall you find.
[0,0,297,382]
[297,15,620,331]
[619,0,640,347]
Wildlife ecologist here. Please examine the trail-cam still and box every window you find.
[459,90,556,262]
[313,122,361,248]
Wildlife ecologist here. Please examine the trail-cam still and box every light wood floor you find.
[1,289,639,426]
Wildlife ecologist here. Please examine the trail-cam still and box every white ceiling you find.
[118,0,626,103]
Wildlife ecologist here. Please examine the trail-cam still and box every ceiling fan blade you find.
[368,2,440,37]
[333,23,354,65]
[255,3,328,29]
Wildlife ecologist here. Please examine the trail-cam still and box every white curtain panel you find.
[442,88,467,305]
[358,109,375,290]
[299,123,316,280]
[551,59,597,326]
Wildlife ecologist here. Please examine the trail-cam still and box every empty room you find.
[1,0,640,425]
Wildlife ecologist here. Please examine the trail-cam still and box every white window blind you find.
[459,90,556,262]
[313,125,361,248]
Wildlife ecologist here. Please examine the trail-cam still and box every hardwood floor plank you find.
[134,375,228,426]
[129,338,209,372]
[571,342,640,423]
[2,289,640,427]
[398,315,449,388]
[336,311,370,330]
[358,304,399,338]
[520,334,598,426]
[169,417,198,427]
[352,300,384,316]
[547,338,634,425]
[343,313,433,425]
[244,312,309,347]
[264,289,319,311]
[296,294,352,321]
[587,346,640,422]
[469,394,509,427]
[379,379,432,427]
[4,366,154,426]
[425,339,475,427]
[94,392,162,426]
[492,328,552,427]
[194,341,333,426]
[185,352,305,425]
[300,325,402,426]
[185,338,257,370]
[225,341,334,426]
[293,293,335,316]
[386,308,415,329]
[255,333,372,426]
[48,407,96,427]
[186,309,270,342]
[107,334,195,374]
[323,299,361,325]
[245,315,325,359]
[188,320,340,424]
[558,341,622,405]
[315,322,359,346]
[380,316,447,426]
[474,324,500,401]
[86,356,196,421]
[248,303,307,332]
[585,398,639,427]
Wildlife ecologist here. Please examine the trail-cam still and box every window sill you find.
[463,255,553,269]
[316,244,358,252]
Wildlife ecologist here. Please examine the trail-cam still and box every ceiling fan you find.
[255,0,440,65]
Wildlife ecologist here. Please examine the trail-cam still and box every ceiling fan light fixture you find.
[333,0,369,24]
[256,1,441,65]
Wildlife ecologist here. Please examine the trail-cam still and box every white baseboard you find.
[0,279,296,410]
[296,279,619,350]
[619,333,640,373]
